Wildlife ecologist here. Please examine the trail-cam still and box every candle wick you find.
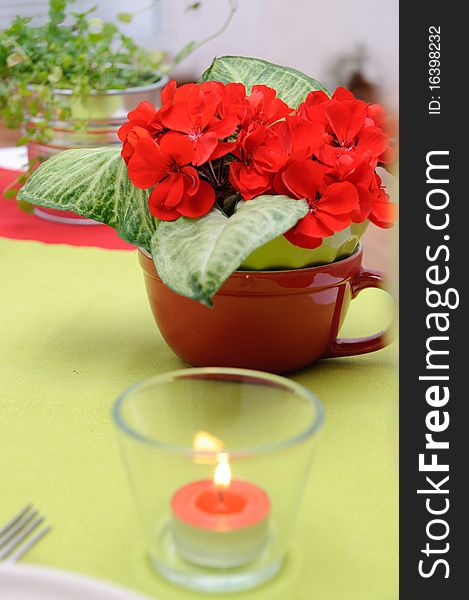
[217,488,225,504]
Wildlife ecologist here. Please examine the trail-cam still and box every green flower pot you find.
[241,221,368,270]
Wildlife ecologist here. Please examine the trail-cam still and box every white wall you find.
[1,0,398,108]
[158,0,399,109]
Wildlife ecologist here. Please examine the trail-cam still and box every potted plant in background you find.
[18,56,397,373]
[0,0,237,222]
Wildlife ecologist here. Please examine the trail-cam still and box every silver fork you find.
[0,505,51,562]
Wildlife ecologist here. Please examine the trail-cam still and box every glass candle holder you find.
[113,368,324,593]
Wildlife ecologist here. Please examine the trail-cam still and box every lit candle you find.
[171,452,271,568]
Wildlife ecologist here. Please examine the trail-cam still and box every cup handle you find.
[324,268,395,358]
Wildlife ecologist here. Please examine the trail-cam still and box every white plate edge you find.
[0,563,157,600]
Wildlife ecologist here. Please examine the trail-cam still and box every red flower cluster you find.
[118,80,396,248]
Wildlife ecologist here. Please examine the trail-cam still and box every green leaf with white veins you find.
[200,55,330,108]
[151,195,309,306]
[17,147,156,251]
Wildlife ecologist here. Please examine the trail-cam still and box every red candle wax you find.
[172,479,269,530]
[171,479,270,567]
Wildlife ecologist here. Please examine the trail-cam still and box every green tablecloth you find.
[0,238,397,600]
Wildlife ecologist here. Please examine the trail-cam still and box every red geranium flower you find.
[118,101,165,163]
[297,89,330,127]
[119,78,396,234]
[366,103,397,166]
[341,163,397,227]
[298,87,390,175]
[229,116,324,200]
[229,125,274,200]
[368,173,398,228]
[244,85,292,127]
[160,79,178,104]
[159,82,240,166]
[216,82,250,122]
[338,163,375,223]
[273,158,324,199]
[255,115,325,172]
[273,159,359,249]
[367,103,397,138]
[128,133,215,221]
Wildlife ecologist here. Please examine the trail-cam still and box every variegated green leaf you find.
[17,147,156,250]
[200,55,330,108]
[151,195,309,306]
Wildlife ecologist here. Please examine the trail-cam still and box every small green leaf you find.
[17,147,156,250]
[7,52,25,68]
[88,17,104,32]
[117,12,133,23]
[201,56,330,107]
[17,199,34,213]
[47,66,63,83]
[148,49,166,67]
[151,195,309,306]
[3,188,18,199]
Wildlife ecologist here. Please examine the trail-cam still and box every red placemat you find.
[0,167,134,251]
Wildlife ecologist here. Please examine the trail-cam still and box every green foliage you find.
[17,146,156,250]
[151,196,309,306]
[201,55,330,108]
[1,0,239,146]
[117,13,134,24]
[0,0,168,144]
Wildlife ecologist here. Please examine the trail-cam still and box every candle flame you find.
[213,453,231,488]
[193,431,224,453]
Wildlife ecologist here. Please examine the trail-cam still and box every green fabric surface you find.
[0,238,398,600]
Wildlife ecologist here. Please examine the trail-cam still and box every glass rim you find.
[112,367,325,458]
[27,74,169,97]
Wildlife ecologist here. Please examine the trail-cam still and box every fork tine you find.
[0,505,32,538]
[0,508,37,547]
[0,508,38,548]
[4,525,52,563]
[0,514,44,560]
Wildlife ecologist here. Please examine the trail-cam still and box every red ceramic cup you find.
[138,246,394,374]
